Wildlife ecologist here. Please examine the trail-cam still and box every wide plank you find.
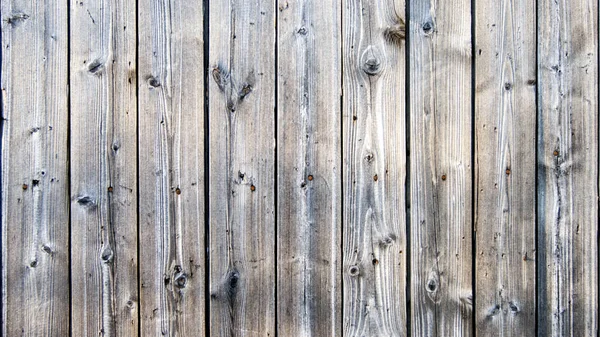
[537,0,598,335]
[208,0,276,335]
[409,0,473,335]
[138,0,206,335]
[276,0,342,335]
[474,0,537,334]
[1,0,70,335]
[69,0,138,335]
[342,0,407,335]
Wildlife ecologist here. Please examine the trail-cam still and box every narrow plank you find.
[69,0,138,335]
[208,0,275,335]
[537,0,598,334]
[1,0,69,334]
[276,0,342,335]
[342,0,407,335]
[409,0,473,335]
[138,0,205,335]
[474,0,537,333]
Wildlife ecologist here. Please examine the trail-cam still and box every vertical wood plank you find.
[409,0,473,335]
[138,0,205,335]
[537,0,598,334]
[70,0,138,335]
[276,0,342,335]
[474,0,537,333]
[1,0,69,334]
[208,0,275,335]
[342,0,407,335]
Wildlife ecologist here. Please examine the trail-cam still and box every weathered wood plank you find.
[409,0,473,335]
[69,0,138,335]
[537,0,598,335]
[1,0,70,335]
[342,0,407,335]
[276,0,342,335]
[474,0,537,333]
[138,0,205,335]
[208,0,275,335]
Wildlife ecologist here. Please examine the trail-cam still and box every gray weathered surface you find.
[69,0,138,335]
[276,0,342,335]
[208,0,276,335]
[1,0,70,335]
[342,0,407,335]
[409,0,473,335]
[138,0,206,335]
[474,0,537,334]
[537,0,599,335]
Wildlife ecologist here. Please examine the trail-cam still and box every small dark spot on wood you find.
[364,153,374,163]
[6,13,29,26]
[426,279,437,292]
[353,116,357,121]
[32,179,39,186]
[505,168,511,175]
[422,21,434,34]
[112,141,120,152]
[297,27,307,35]
[527,79,536,85]
[175,187,181,195]
[101,247,114,263]
[40,171,46,176]
[22,184,28,190]
[478,49,482,55]
[348,265,360,276]
[441,175,446,181]
[504,82,512,91]
[373,174,378,181]
[212,65,230,92]
[29,259,38,268]
[372,259,379,265]
[108,186,113,192]
[227,270,240,296]
[148,76,160,87]
[76,195,96,208]
[379,234,396,248]
[29,126,40,134]
[300,182,307,188]
[126,300,135,309]
[250,185,256,192]
[487,304,501,317]
[508,301,520,314]
[363,57,381,76]
[239,84,253,100]
[174,272,188,289]
[41,245,53,255]
[164,277,170,285]
[88,59,104,74]
[553,150,559,156]
[307,175,313,181]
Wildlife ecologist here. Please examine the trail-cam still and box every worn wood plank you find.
[69,0,138,335]
[138,0,205,335]
[409,0,473,335]
[341,0,407,335]
[537,0,598,335]
[208,0,275,335]
[474,0,537,333]
[276,0,342,335]
[1,0,69,335]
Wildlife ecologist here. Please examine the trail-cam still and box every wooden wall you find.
[1,0,597,335]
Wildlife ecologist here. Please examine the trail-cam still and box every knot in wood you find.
[348,265,360,277]
[174,272,188,289]
[101,247,114,263]
[361,46,383,76]
[422,21,434,34]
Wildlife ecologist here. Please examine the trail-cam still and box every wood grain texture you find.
[537,0,598,335]
[342,0,407,335]
[409,0,473,335]
[208,0,275,336]
[69,0,138,335]
[276,0,342,335]
[138,0,205,335]
[474,0,537,334]
[1,0,70,335]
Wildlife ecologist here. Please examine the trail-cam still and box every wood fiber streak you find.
[70,0,138,335]
[537,0,598,335]
[276,0,342,335]
[342,0,407,335]
[138,0,205,335]
[1,0,70,335]
[208,0,275,335]
[409,0,473,335]
[474,0,537,335]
